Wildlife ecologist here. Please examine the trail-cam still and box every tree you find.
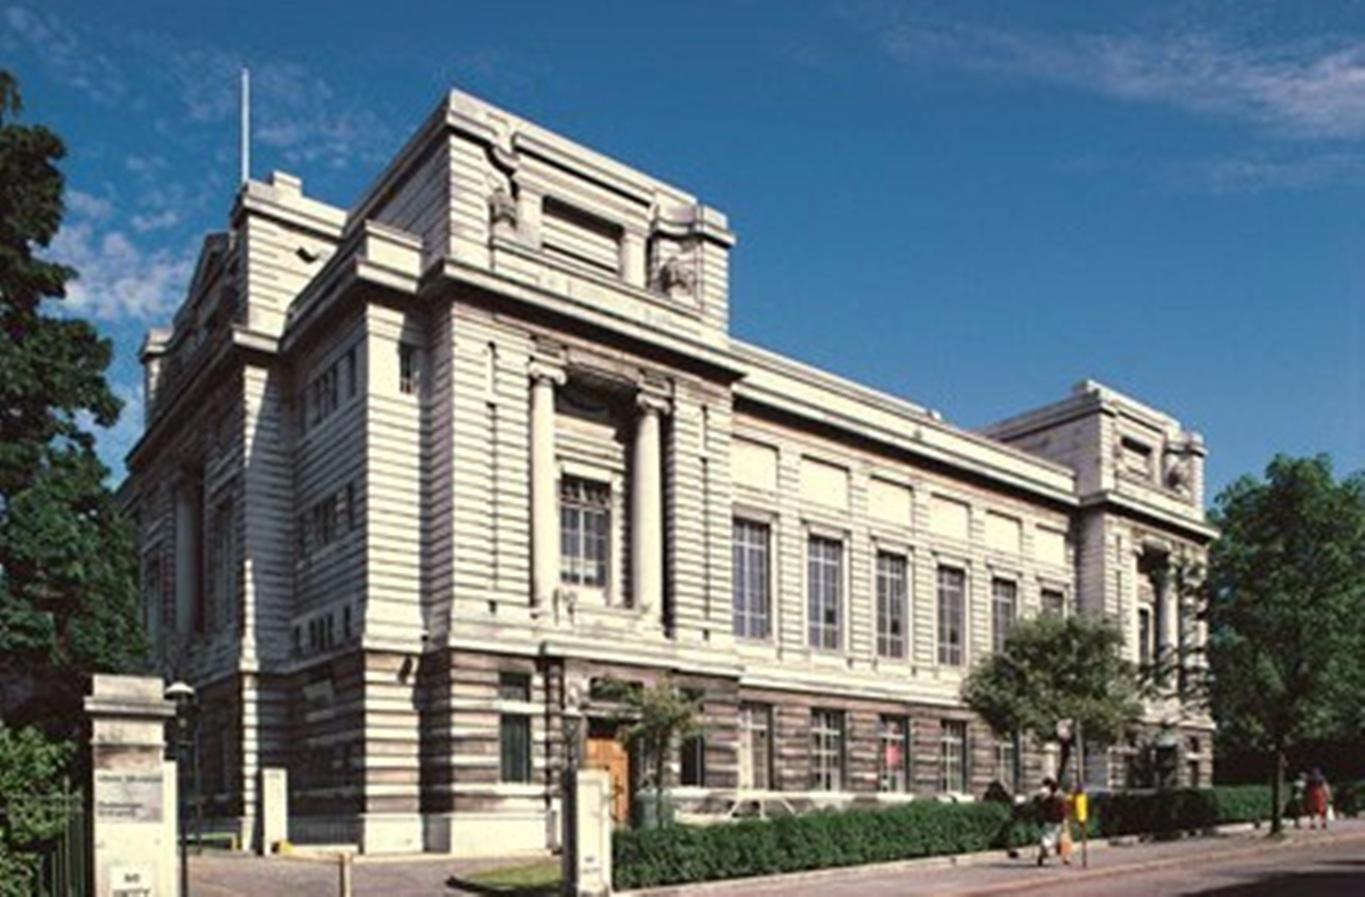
[963,614,1142,789]
[0,67,146,727]
[1206,454,1365,835]
[0,723,73,897]
[596,676,703,823]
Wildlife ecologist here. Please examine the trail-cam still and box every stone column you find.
[1157,565,1179,679]
[516,183,544,248]
[86,675,178,897]
[619,229,647,288]
[530,361,566,610]
[631,393,667,615]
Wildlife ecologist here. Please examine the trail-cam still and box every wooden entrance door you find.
[584,722,630,825]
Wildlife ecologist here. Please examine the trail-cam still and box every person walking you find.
[1037,778,1069,866]
[1305,768,1331,830]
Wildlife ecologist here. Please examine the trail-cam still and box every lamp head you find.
[165,681,196,711]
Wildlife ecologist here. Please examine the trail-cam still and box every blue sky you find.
[4,0,1362,499]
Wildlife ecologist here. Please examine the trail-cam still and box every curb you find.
[614,823,1365,896]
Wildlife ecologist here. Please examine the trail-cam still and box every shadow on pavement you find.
[444,875,557,897]
[1178,866,1365,896]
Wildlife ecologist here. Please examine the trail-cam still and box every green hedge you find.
[1333,779,1365,818]
[613,786,1275,891]
[614,802,1013,890]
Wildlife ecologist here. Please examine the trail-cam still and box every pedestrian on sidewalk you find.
[1305,768,1331,830]
[1037,778,1070,867]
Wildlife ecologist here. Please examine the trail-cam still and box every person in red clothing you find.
[1305,768,1332,830]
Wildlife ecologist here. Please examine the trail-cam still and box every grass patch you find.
[452,859,562,896]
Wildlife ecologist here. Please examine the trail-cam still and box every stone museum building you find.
[120,89,1216,854]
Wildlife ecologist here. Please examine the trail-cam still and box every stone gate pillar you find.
[86,674,178,897]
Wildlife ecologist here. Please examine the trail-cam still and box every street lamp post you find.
[561,685,583,897]
[166,681,196,897]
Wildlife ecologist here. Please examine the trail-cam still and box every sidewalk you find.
[619,817,1365,897]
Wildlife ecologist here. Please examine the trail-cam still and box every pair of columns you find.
[529,362,666,615]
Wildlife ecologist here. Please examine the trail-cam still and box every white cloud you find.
[1,4,126,105]
[66,189,114,221]
[49,201,193,321]
[130,208,181,233]
[864,11,1365,140]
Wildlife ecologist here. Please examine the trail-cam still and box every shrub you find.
[613,801,1013,890]
[612,785,1279,890]
[1334,779,1365,818]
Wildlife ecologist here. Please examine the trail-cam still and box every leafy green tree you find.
[597,677,703,813]
[1206,454,1365,835]
[0,68,145,735]
[0,723,74,897]
[963,614,1142,789]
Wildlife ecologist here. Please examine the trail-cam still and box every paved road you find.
[1025,835,1365,897]
[191,851,547,897]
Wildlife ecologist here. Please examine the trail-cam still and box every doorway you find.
[584,719,630,826]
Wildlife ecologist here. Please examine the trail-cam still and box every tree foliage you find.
[0,722,74,897]
[1206,454,1365,832]
[0,69,144,736]
[963,613,1141,783]
[597,677,704,793]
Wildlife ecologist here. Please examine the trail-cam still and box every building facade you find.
[120,89,1216,855]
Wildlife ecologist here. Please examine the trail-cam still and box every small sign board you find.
[110,864,154,897]
[95,771,164,823]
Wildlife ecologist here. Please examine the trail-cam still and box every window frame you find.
[732,518,772,640]
[877,715,911,793]
[939,719,968,794]
[876,551,908,659]
[810,708,846,792]
[807,534,844,652]
[739,702,773,791]
[991,577,1018,654]
[559,476,611,590]
[936,565,966,666]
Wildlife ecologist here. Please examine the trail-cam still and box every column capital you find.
[636,391,671,415]
[528,359,567,386]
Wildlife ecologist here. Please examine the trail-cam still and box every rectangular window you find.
[996,735,1019,793]
[499,715,532,783]
[739,703,772,791]
[937,566,966,666]
[991,578,1017,654]
[346,347,357,397]
[498,671,532,702]
[680,735,705,787]
[345,482,356,531]
[297,513,308,558]
[939,720,968,793]
[1138,605,1154,666]
[807,536,843,651]
[208,498,236,631]
[878,715,911,792]
[142,556,162,645]
[876,552,908,658]
[810,709,845,791]
[732,519,771,639]
[398,342,418,395]
[1041,588,1066,617]
[560,477,610,588]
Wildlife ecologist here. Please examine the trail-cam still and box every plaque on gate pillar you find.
[86,675,178,897]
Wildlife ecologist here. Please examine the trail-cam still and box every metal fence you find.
[0,791,88,897]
